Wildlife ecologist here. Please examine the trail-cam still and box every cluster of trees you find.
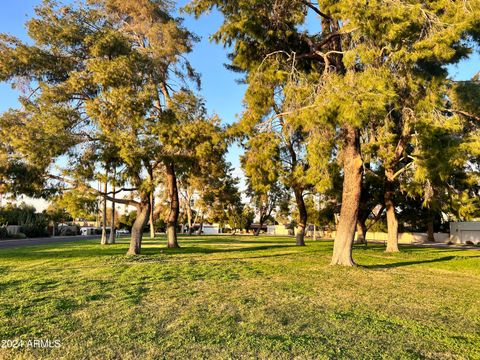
[1,0,479,265]
[0,0,231,254]
[187,0,480,265]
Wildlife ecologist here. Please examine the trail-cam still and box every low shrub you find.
[465,240,475,246]
[0,225,8,239]
[59,226,80,236]
[10,233,27,239]
[20,224,49,238]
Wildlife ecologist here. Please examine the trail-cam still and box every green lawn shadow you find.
[363,255,480,269]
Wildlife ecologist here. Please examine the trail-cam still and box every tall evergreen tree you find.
[188,0,480,265]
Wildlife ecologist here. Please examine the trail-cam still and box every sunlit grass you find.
[0,236,479,359]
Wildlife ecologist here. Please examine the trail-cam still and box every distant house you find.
[450,222,480,244]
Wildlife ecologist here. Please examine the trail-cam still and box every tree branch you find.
[301,0,332,21]
[447,109,480,122]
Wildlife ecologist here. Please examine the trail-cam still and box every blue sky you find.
[0,0,478,210]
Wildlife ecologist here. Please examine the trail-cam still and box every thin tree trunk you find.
[166,162,180,248]
[187,191,193,235]
[254,205,267,236]
[427,212,435,242]
[355,220,367,244]
[254,215,264,236]
[385,170,399,252]
[101,170,108,245]
[127,202,150,255]
[149,192,155,239]
[199,213,204,235]
[293,187,307,246]
[355,181,368,244]
[108,169,116,244]
[331,126,363,266]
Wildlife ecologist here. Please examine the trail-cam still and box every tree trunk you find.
[108,171,116,244]
[166,162,180,248]
[149,192,155,239]
[427,213,435,242]
[254,216,264,236]
[331,126,363,266]
[355,220,367,244]
[101,171,108,245]
[293,187,307,246]
[355,181,369,244]
[199,214,204,235]
[385,170,399,253]
[255,207,266,236]
[127,202,150,255]
[187,192,193,235]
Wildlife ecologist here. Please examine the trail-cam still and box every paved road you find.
[0,235,99,249]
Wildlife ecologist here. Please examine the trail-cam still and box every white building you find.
[267,224,293,236]
[450,222,480,244]
[200,224,223,235]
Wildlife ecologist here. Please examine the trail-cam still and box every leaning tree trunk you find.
[331,126,363,266]
[108,173,116,244]
[127,201,150,255]
[149,192,155,239]
[385,170,399,252]
[293,187,307,246]
[166,162,180,248]
[100,170,108,245]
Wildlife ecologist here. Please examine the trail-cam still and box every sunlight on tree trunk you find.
[108,172,116,245]
[166,163,180,248]
[331,127,363,266]
[127,203,150,256]
[149,192,155,239]
[385,172,399,253]
[101,171,108,246]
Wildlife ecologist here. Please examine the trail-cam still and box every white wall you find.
[450,222,480,244]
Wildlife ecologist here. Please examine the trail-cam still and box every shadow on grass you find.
[363,255,480,269]
[0,243,299,260]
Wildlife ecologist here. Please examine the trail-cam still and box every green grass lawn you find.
[0,236,479,359]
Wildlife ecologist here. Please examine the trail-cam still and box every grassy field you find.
[0,236,479,359]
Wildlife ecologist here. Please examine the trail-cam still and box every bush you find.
[0,225,8,240]
[447,241,454,245]
[20,223,49,238]
[10,233,27,239]
[465,240,475,245]
[59,226,80,236]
